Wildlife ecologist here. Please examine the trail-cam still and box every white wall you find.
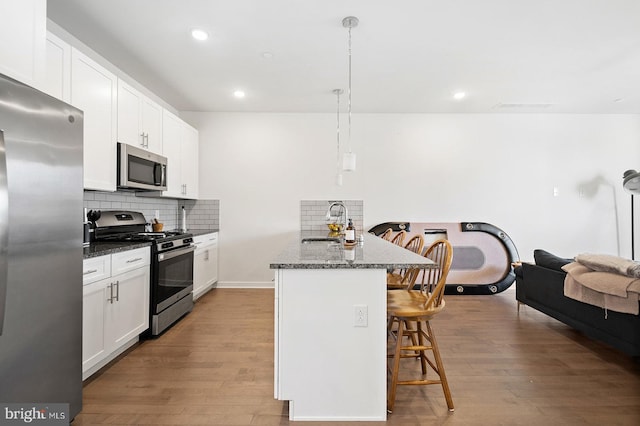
[182,112,640,287]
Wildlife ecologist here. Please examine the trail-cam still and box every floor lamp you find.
[622,169,640,260]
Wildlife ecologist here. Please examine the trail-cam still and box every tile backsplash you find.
[183,199,220,230]
[300,200,364,235]
[84,191,219,231]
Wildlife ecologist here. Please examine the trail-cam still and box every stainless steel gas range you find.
[92,210,195,335]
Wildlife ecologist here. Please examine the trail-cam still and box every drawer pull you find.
[83,269,98,275]
[126,257,143,263]
[107,283,114,304]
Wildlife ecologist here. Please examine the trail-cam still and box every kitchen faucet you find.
[326,201,349,233]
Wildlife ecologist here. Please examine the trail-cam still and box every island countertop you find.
[269,233,435,270]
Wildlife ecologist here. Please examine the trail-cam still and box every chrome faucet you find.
[326,201,349,233]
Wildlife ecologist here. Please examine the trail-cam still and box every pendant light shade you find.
[342,152,356,171]
[342,16,358,172]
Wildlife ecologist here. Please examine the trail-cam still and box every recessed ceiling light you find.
[262,52,274,59]
[453,91,466,100]
[614,98,624,103]
[233,90,245,99]
[191,29,209,41]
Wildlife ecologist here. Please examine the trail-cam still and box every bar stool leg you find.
[426,321,454,411]
[387,317,404,413]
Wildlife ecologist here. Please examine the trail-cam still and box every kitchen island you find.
[270,233,435,421]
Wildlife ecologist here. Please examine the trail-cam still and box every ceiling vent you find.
[494,103,554,109]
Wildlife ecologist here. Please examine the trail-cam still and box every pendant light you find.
[342,16,358,172]
[333,88,344,186]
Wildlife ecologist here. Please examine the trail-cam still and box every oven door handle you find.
[157,244,196,262]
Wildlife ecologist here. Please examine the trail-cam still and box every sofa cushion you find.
[534,249,572,272]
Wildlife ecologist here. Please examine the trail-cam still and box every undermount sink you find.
[301,237,341,244]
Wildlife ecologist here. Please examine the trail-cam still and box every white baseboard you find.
[215,280,274,289]
[83,336,138,381]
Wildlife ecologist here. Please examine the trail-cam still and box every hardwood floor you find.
[73,288,640,425]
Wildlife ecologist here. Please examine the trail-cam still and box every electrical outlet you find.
[353,304,368,327]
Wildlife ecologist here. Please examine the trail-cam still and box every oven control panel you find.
[158,236,194,252]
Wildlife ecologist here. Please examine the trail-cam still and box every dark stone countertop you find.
[83,229,219,259]
[270,233,435,270]
[83,241,152,259]
[190,229,219,237]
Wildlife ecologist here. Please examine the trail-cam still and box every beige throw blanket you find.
[574,253,640,278]
[562,262,640,315]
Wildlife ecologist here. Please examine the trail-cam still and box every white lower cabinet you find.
[82,277,108,373]
[193,232,218,300]
[82,247,150,380]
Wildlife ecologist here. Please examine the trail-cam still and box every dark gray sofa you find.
[514,249,640,357]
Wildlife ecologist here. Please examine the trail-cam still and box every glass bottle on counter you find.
[345,219,355,244]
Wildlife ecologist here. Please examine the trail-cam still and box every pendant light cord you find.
[347,25,352,153]
[336,89,341,172]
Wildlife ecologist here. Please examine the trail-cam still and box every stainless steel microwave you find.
[117,143,167,191]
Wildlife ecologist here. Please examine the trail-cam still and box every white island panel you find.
[276,268,387,421]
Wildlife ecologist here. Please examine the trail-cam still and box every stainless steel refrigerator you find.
[0,73,83,419]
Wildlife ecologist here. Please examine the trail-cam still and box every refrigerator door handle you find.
[0,130,8,335]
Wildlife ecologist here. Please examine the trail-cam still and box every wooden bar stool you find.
[380,228,393,241]
[386,239,454,413]
[387,234,424,290]
[390,230,406,246]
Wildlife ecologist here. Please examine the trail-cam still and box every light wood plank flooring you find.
[74,288,640,425]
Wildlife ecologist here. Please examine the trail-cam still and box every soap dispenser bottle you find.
[345,218,355,244]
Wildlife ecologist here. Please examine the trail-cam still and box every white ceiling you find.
[47,0,640,114]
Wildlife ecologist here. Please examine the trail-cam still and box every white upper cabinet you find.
[0,0,46,87]
[162,110,199,199]
[182,122,199,199]
[117,79,163,154]
[71,48,118,191]
[43,31,71,102]
[162,110,183,197]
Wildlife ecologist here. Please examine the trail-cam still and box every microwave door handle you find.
[153,163,165,187]
[0,130,8,335]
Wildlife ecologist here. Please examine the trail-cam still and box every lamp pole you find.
[632,194,635,260]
